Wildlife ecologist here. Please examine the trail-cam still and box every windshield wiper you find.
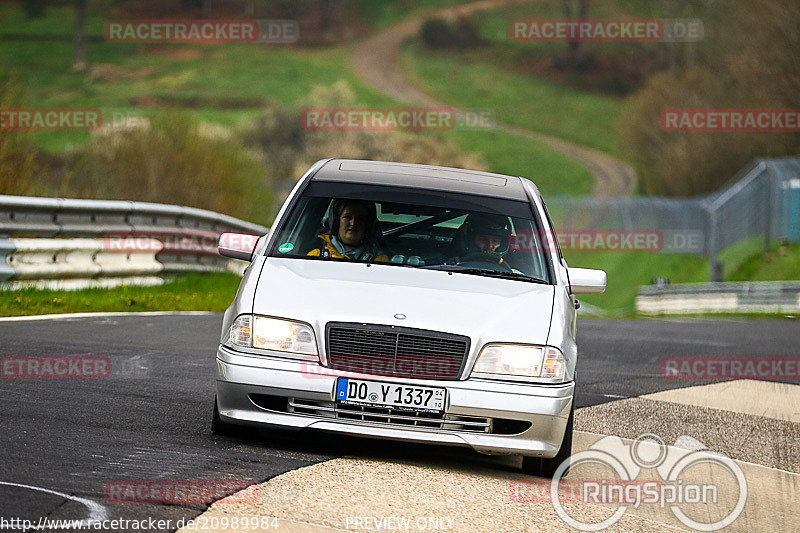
[421,265,549,284]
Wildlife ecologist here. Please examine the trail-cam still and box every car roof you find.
[310,159,537,202]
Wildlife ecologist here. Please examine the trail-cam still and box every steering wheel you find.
[455,251,514,272]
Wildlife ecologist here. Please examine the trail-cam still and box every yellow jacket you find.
[307,234,389,262]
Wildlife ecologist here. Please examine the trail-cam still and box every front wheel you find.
[521,404,574,478]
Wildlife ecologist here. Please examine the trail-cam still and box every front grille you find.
[289,398,492,433]
[326,323,469,380]
[248,394,532,435]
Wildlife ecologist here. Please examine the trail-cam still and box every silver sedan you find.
[213,159,606,477]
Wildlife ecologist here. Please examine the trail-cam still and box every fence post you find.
[706,204,722,282]
[764,168,773,252]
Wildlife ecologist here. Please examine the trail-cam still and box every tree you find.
[21,0,46,18]
[18,0,89,70]
[0,77,43,195]
[72,0,87,71]
[562,0,590,66]
[620,0,799,196]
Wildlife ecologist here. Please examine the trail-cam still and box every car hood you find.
[253,258,554,350]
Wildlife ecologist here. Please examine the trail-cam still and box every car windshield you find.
[267,183,552,283]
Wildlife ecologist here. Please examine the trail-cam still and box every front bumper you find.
[215,345,573,457]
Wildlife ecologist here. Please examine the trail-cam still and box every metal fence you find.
[637,281,800,315]
[546,157,800,281]
[0,195,268,289]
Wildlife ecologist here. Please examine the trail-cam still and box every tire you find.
[211,395,242,437]
[521,403,574,478]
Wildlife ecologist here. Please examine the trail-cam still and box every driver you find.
[307,199,388,262]
[448,213,511,265]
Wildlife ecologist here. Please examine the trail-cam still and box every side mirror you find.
[568,267,607,294]
[218,232,259,262]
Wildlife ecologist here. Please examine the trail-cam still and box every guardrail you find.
[636,282,800,315]
[0,195,268,289]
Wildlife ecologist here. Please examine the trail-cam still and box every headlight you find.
[471,344,566,381]
[226,315,318,356]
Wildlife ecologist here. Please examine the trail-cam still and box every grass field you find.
[476,0,693,67]
[0,4,396,152]
[566,252,709,313]
[449,129,593,195]
[0,2,594,196]
[401,41,624,156]
[399,0,717,157]
[0,273,241,317]
[726,241,800,282]
[569,239,800,314]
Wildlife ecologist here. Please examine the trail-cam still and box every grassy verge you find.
[726,242,800,282]
[400,40,624,155]
[449,129,593,195]
[569,240,800,315]
[567,252,709,313]
[0,273,240,317]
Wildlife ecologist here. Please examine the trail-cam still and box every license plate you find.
[335,378,446,413]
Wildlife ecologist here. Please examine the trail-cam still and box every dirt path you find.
[350,0,637,197]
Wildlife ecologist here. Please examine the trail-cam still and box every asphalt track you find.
[0,314,798,532]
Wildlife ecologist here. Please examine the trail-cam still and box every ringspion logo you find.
[534,434,747,531]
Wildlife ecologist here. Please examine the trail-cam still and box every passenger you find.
[448,213,511,264]
[307,199,389,262]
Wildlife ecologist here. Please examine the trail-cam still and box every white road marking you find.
[591,334,733,346]
[0,481,109,526]
[0,311,216,322]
